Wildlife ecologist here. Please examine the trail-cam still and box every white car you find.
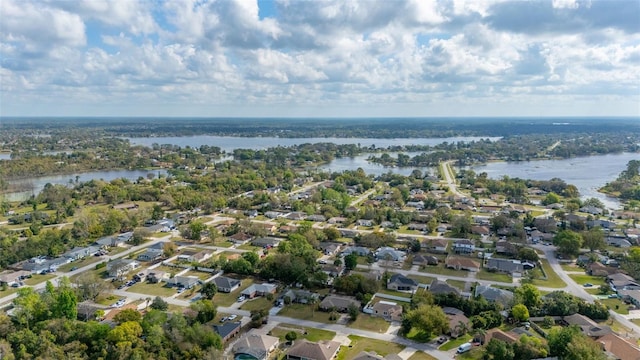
[237,296,246,302]
[227,314,237,321]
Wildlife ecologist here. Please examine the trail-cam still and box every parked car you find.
[237,296,246,302]
[584,283,593,287]
[437,337,447,344]
[228,314,237,321]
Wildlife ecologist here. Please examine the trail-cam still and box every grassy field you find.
[277,304,336,324]
[407,352,438,360]
[568,274,606,287]
[58,256,102,272]
[24,273,56,286]
[446,279,468,290]
[269,324,335,342]
[348,315,390,333]
[240,297,273,312]
[560,263,581,272]
[439,334,472,351]
[476,269,512,283]
[531,259,566,288]
[336,335,405,360]
[600,298,630,314]
[127,282,177,297]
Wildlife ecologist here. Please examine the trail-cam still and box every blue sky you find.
[1,0,639,117]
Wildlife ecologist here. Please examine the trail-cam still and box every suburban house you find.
[318,243,342,256]
[352,351,402,360]
[598,332,640,360]
[282,289,320,304]
[486,258,535,275]
[285,339,341,360]
[232,330,280,360]
[328,217,347,224]
[168,275,200,289]
[580,206,603,215]
[137,248,164,262]
[607,237,632,248]
[375,247,406,262]
[428,279,461,296]
[106,259,140,278]
[320,264,344,278]
[319,295,360,312]
[229,232,253,243]
[407,223,427,231]
[608,273,640,292]
[241,283,277,298]
[370,301,403,322]
[0,270,30,286]
[356,219,374,227]
[113,203,139,211]
[252,237,281,249]
[387,274,418,292]
[422,239,448,253]
[619,289,640,308]
[445,256,480,272]
[63,246,100,261]
[177,249,213,263]
[412,254,439,267]
[95,232,133,247]
[341,246,371,257]
[213,321,242,342]
[213,276,242,293]
[453,239,475,254]
[474,285,514,307]
[563,313,612,338]
[471,226,490,236]
[443,307,470,338]
[265,211,285,219]
[588,262,617,277]
[495,241,518,255]
[147,270,169,283]
[484,329,519,345]
[307,215,327,222]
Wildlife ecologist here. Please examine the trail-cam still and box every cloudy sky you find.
[1,0,639,118]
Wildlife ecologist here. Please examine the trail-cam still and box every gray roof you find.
[475,285,514,306]
[213,321,241,339]
[233,332,279,360]
[429,279,460,295]
[214,276,241,289]
[388,274,418,287]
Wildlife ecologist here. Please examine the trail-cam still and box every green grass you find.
[377,288,412,299]
[408,352,438,360]
[24,273,56,285]
[531,259,567,288]
[237,244,261,251]
[183,270,214,281]
[0,286,19,297]
[277,304,336,324]
[585,288,601,295]
[150,232,169,238]
[560,263,581,272]
[419,265,470,277]
[240,297,273,312]
[568,274,606,286]
[406,275,436,285]
[348,315,390,333]
[336,335,405,360]
[447,279,468,290]
[404,327,433,343]
[127,282,177,297]
[213,277,253,307]
[95,294,120,306]
[58,256,101,272]
[458,348,484,360]
[439,334,472,351]
[600,298,630,314]
[476,269,512,283]
[269,324,335,342]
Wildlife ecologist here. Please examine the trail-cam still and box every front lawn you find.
[600,298,630,315]
[240,297,273,312]
[277,304,336,324]
[95,294,120,306]
[419,265,470,277]
[58,256,101,272]
[458,348,484,360]
[408,352,438,360]
[568,274,606,287]
[404,327,433,343]
[348,315,390,333]
[446,280,467,290]
[531,259,566,288]
[24,273,56,286]
[476,269,512,283]
[406,275,436,285]
[127,282,177,297]
[213,277,253,306]
[269,324,335,342]
[439,334,472,351]
[336,335,405,360]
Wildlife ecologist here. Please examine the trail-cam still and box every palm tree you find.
[472,328,487,344]
[455,321,470,338]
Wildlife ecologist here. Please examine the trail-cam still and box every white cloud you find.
[0,0,638,117]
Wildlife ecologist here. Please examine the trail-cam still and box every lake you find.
[127,135,500,152]
[468,153,640,210]
[3,169,167,202]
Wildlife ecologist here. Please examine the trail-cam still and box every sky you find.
[1,0,639,118]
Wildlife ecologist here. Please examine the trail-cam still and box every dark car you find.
[437,337,447,344]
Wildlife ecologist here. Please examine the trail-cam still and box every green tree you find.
[190,300,217,324]
[403,304,449,338]
[285,331,298,343]
[542,192,561,205]
[514,284,542,310]
[582,227,605,252]
[564,334,607,360]
[150,296,168,311]
[484,338,514,360]
[242,251,260,267]
[513,335,549,359]
[511,304,529,322]
[114,309,142,324]
[201,282,217,300]
[344,253,358,270]
[548,325,581,358]
[348,303,360,321]
[151,204,164,220]
[553,230,583,257]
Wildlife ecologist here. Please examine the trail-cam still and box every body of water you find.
[3,169,167,202]
[319,152,437,177]
[127,136,500,152]
[468,153,639,210]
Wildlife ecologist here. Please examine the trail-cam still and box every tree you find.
[74,271,111,301]
[285,331,298,343]
[513,335,549,360]
[348,303,359,321]
[514,284,541,310]
[190,300,217,324]
[564,334,607,360]
[511,304,529,322]
[150,296,168,311]
[131,228,151,246]
[553,230,583,257]
[344,253,358,270]
[151,204,164,220]
[518,247,539,262]
[582,227,605,252]
[542,192,561,205]
[242,251,260,267]
[201,282,217,300]
[484,338,514,360]
[114,309,142,324]
[402,304,449,338]
[163,242,178,257]
[323,227,341,241]
[548,325,581,358]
